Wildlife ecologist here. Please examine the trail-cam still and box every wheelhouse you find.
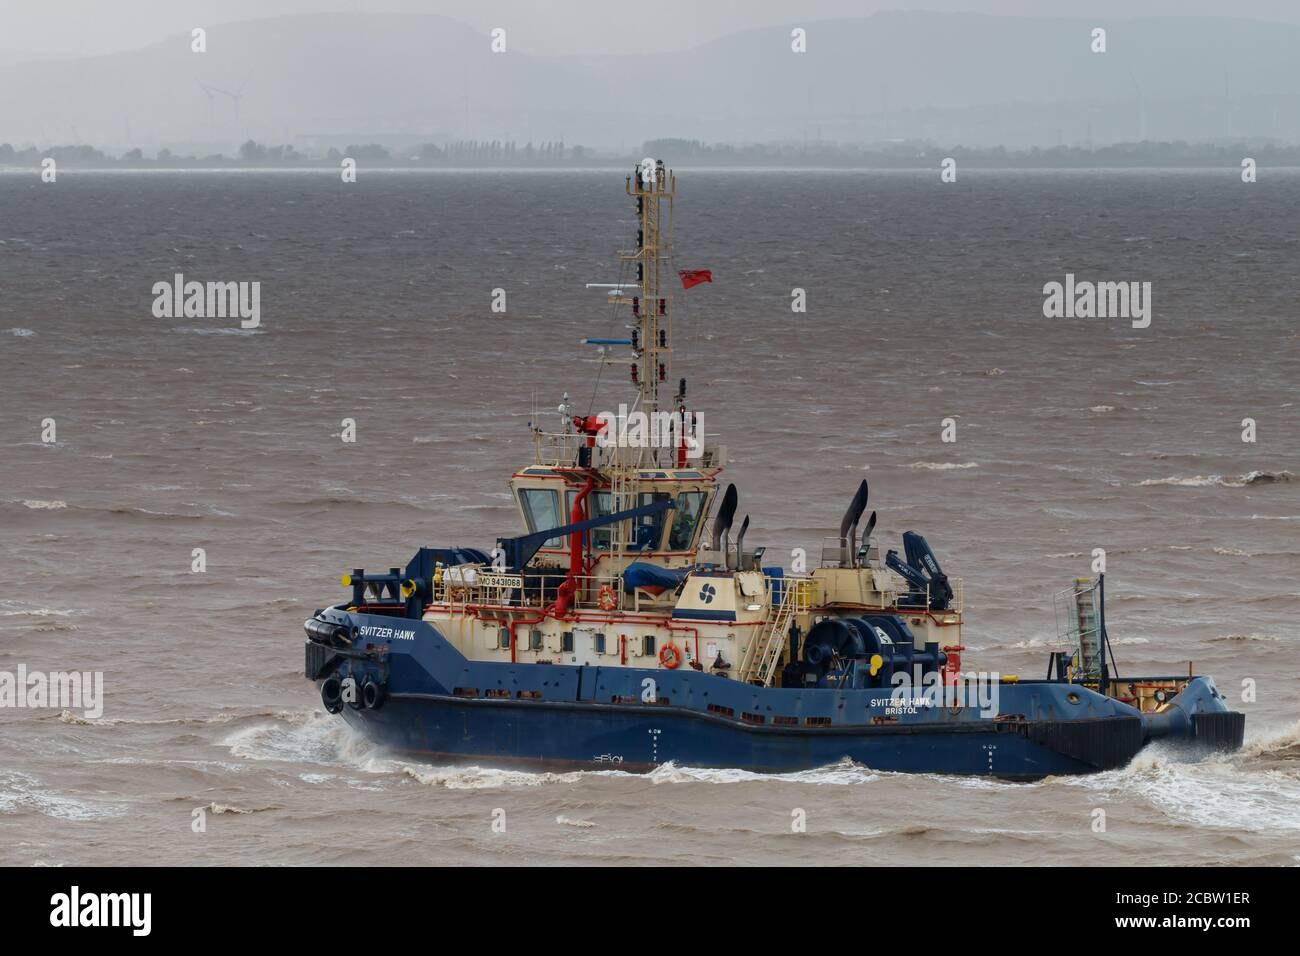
[510,467,717,571]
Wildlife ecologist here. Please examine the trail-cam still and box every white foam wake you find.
[1139,470,1293,488]
[1067,727,1300,832]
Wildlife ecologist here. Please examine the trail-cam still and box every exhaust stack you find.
[860,510,877,565]
[711,483,738,553]
[839,479,869,568]
[734,514,750,570]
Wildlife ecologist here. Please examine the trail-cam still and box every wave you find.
[0,770,126,822]
[399,764,593,789]
[203,802,268,815]
[168,326,264,335]
[1045,545,1201,559]
[0,601,79,618]
[1065,725,1300,831]
[1241,721,1300,762]
[1241,470,1294,484]
[907,461,978,471]
[646,758,879,787]
[220,709,400,771]
[2,499,219,521]
[1139,470,1293,488]
[269,494,460,512]
[61,707,309,728]
[218,711,890,791]
[988,635,1148,651]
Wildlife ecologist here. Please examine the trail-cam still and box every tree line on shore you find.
[3,138,1299,168]
[0,139,588,167]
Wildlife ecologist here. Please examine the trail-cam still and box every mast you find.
[626,158,675,460]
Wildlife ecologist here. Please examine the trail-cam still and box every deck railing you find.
[529,429,725,470]
[425,566,956,616]
[429,568,821,615]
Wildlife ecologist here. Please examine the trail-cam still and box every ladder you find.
[739,580,799,686]
[1054,576,1103,682]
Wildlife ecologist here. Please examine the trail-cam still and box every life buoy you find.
[597,585,618,611]
[659,642,683,669]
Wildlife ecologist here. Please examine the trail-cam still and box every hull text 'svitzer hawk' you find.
[303,162,1244,778]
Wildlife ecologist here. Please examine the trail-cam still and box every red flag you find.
[678,269,712,289]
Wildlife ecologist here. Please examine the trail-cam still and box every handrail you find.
[735,576,817,685]
[431,569,819,616]
[529,429,724,469]
[433,570,626,612]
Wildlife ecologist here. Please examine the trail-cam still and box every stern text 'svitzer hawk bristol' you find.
[303,162,1244,778]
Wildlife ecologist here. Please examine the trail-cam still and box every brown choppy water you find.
[1,168,1298,865]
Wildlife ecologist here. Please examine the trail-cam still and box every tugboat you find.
[302,160,1244,777]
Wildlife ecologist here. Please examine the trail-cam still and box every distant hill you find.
[3,11,1299,151]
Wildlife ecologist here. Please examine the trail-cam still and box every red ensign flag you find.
[678,269,713,289]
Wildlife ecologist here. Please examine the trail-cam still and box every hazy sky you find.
[4,0,1299,58]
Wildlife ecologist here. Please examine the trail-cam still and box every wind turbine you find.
[209,74,251,136]
[195,79,217,138]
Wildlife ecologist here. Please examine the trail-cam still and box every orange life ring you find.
[597,585,618,611]
[659,642,683,669]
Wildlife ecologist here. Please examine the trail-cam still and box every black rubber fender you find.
[321,676,344,714]
[362,679,387,710]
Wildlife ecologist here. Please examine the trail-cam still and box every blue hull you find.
[307,609,1243,779]
[341,693,1114,777]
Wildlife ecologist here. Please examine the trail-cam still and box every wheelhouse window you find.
[518,487,562,548]
[668,491,707,551]
[634,492,672,551]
